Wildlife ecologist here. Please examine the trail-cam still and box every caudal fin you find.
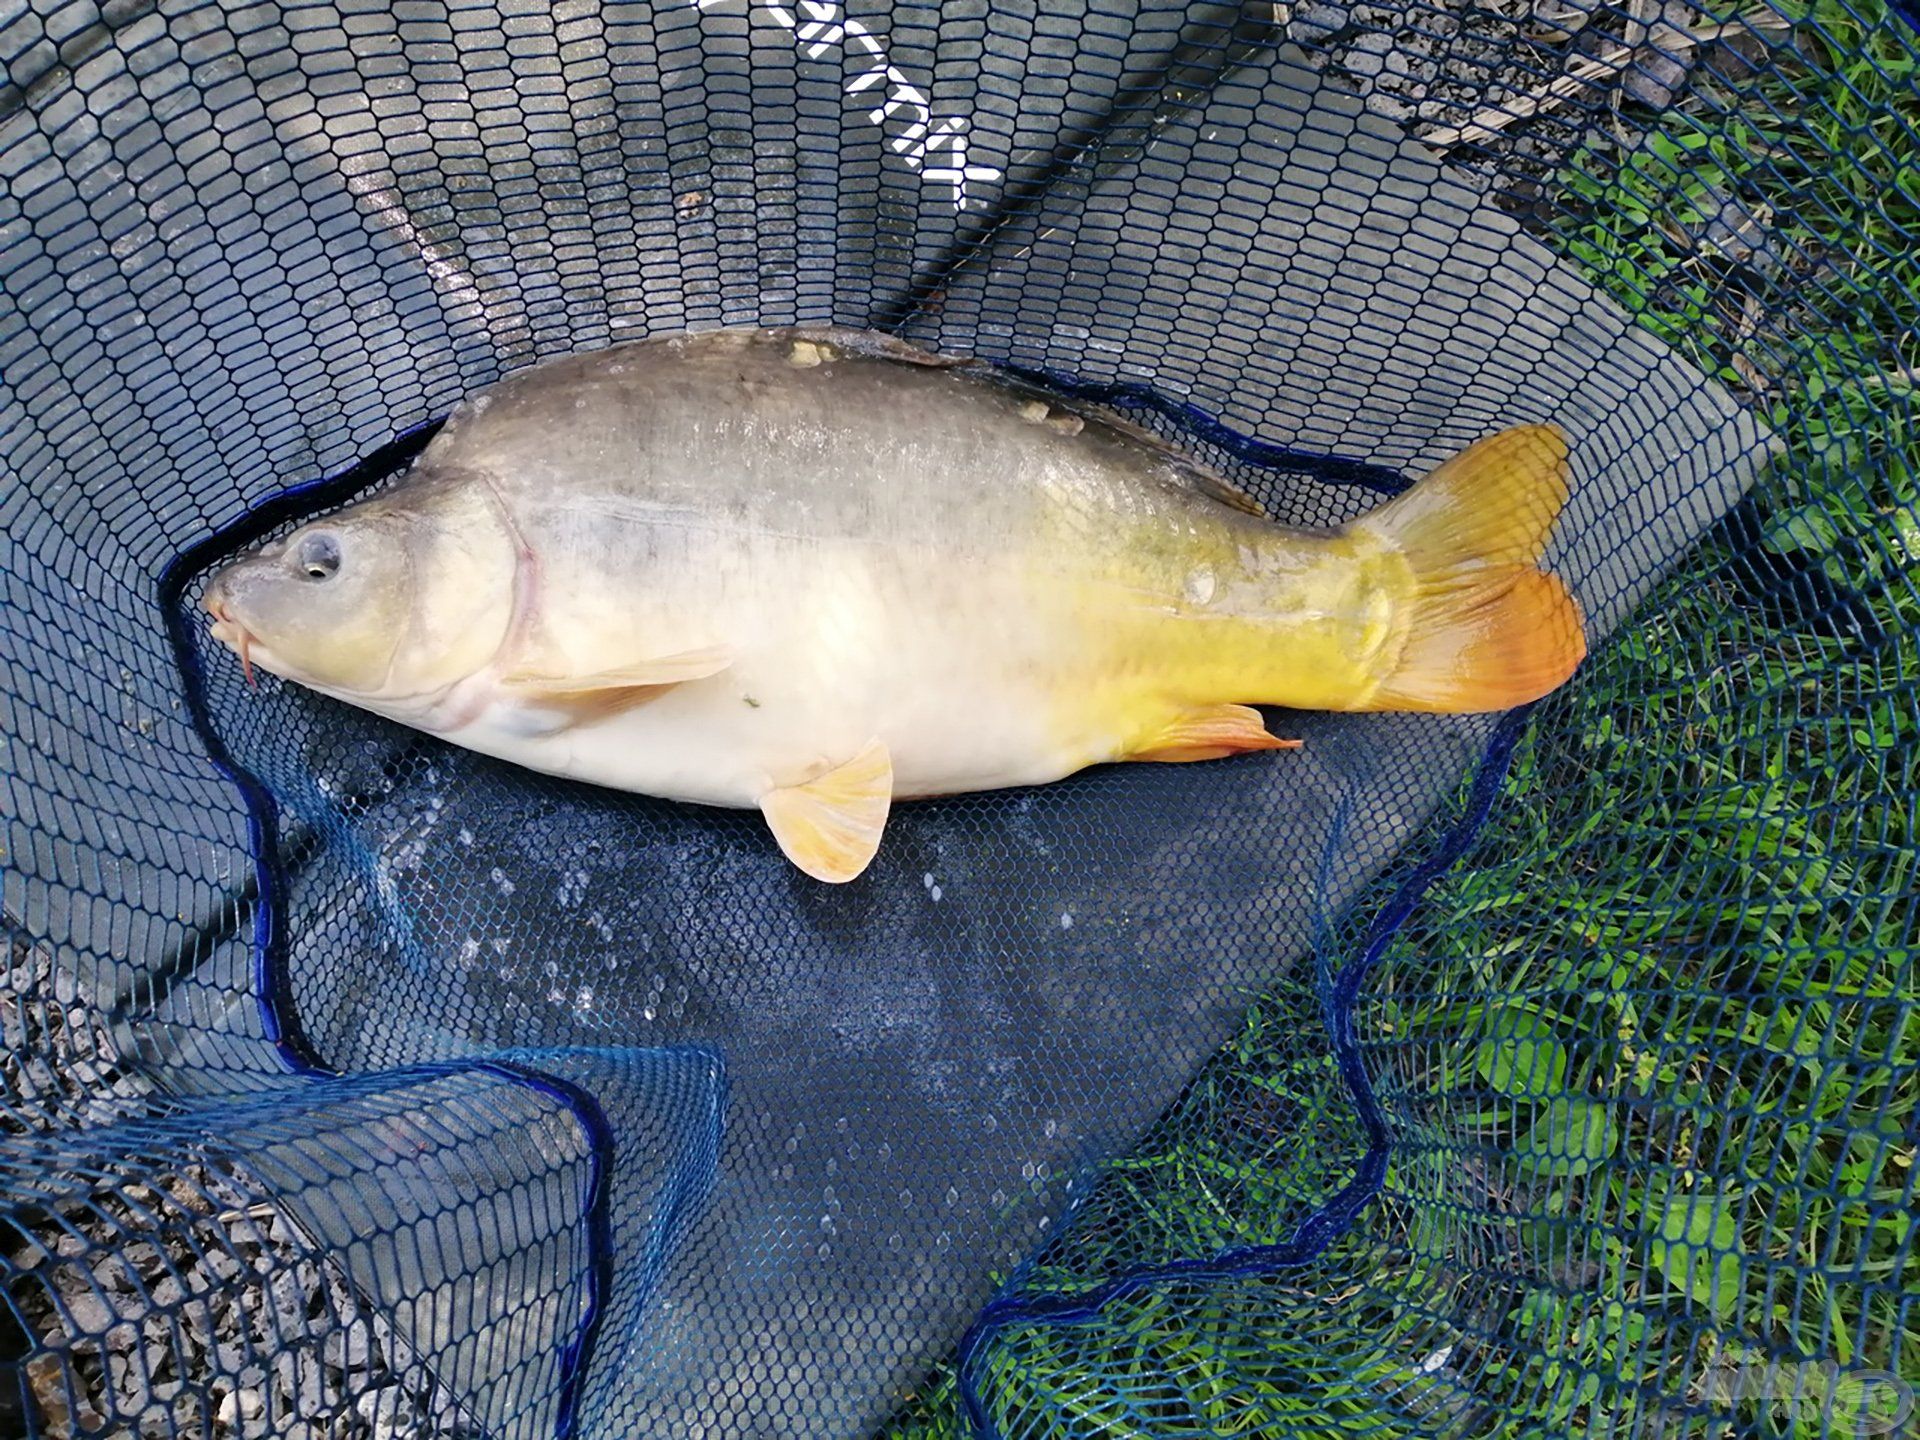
[1360,424,1587,713]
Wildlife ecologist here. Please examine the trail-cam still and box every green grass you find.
[883,5,1919,1435]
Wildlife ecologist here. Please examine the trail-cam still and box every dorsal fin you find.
[976,371,1276,520]
[783,326,980,369]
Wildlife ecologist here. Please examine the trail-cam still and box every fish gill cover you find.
[0,2,1912,1439]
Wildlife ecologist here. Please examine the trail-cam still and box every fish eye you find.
[296,532,342,581]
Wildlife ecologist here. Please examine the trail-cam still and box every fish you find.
[203,325,1587,883]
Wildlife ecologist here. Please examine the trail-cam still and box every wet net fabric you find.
[0,2,1913,1438]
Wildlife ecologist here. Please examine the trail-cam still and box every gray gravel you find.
[4,932,462,1439]
[1,933,146,1139]
[1274,0,1724,201]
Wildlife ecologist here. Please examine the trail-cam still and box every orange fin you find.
[1127,704,1303,763]
[1358,424,1588,712]
[760,739,893,883]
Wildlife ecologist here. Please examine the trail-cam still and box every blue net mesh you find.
[2,1,1913,1437]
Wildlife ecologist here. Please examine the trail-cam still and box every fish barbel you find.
[203,326,1586,882]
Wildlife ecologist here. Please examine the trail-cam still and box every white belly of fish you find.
[439,655,1078,809]
[418,534,1108,809]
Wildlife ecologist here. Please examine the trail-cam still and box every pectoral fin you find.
[501,644,733,694]
[1126,704,1302,763]
[498,644,733,719]
[760,739,893,883]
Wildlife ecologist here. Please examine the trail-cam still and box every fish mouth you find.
[204,596,260,690]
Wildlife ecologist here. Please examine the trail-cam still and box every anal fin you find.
[760,739,893,883]
[1126,704,1302,763]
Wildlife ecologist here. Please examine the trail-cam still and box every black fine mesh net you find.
[2,1,1914,1437]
